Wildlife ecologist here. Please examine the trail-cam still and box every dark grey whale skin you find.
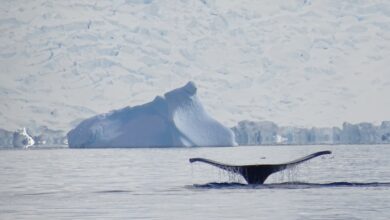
[190,150,332,184]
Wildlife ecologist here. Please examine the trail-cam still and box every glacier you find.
[232,120,390,145]
[1,0,390,131]
[2,119,390,148]
[67,81,236,148]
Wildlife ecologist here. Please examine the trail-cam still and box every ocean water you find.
[0,145,389,219]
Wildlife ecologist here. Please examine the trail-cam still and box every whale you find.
[189,150,331,184]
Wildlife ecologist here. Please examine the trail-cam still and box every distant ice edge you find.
[67,81,237,148]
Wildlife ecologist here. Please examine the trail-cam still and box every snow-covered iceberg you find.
[13,128,35,148]
[67,82,236,148]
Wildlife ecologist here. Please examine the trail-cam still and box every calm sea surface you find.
[1,145,389,219]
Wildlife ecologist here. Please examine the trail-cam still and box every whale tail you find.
[189,150,331,184]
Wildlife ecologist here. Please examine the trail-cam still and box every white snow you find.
[0,0,389,131]
[67,81,236,147]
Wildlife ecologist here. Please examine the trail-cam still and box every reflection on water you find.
[1,145,390,219]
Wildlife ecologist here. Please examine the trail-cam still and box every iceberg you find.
[0,128,13,148]
[67,81,236,148]
[13,128,35,148]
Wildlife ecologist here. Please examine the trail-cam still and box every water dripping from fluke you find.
[189,151,332,185]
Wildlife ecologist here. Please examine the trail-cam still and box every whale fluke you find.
[189,150,331,184]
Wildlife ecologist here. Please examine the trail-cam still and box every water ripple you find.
[94,190,133,194]
[190,181,390,189]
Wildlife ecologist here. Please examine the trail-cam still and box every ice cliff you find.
[232,120,390,145]
[67,82,236,148]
